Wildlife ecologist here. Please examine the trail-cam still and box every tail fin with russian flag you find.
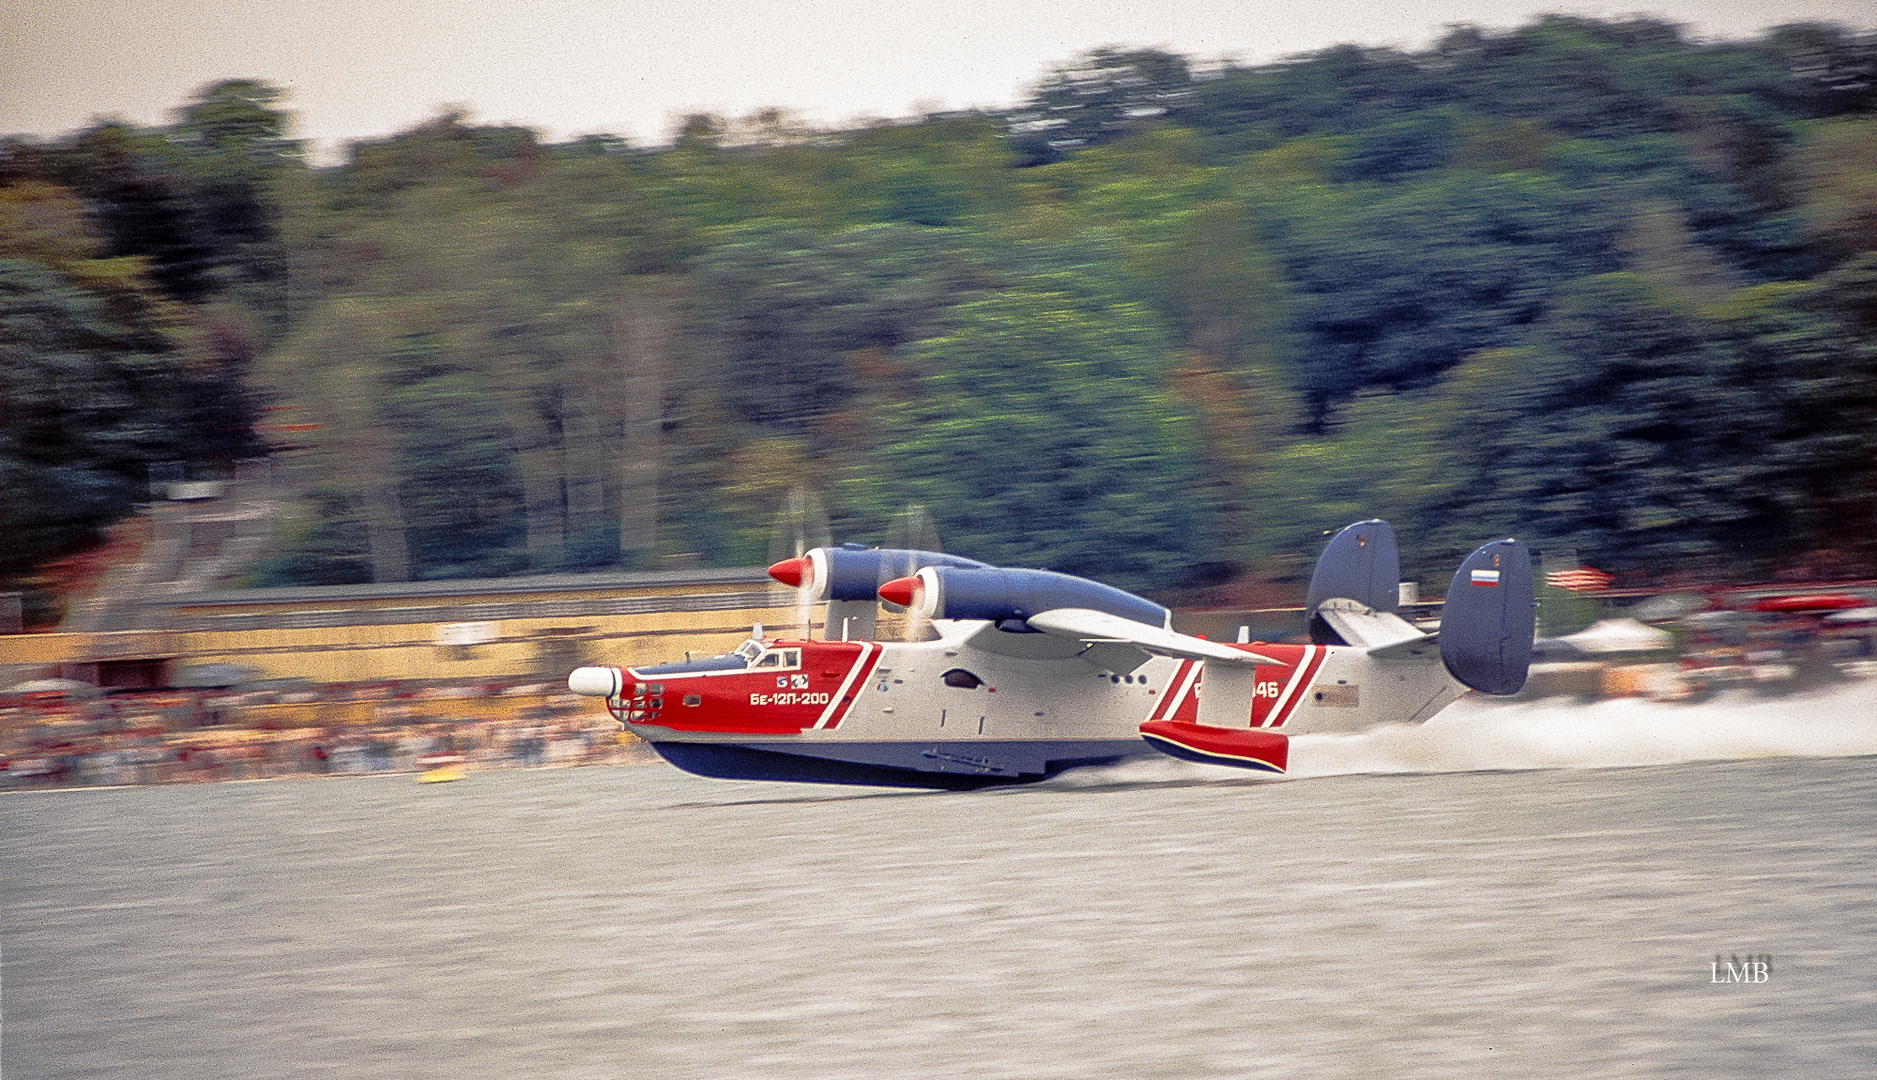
[1438,538,1535,695]
[1129,524,1531,778]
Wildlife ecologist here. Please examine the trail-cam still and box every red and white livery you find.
[569,520,1535,789]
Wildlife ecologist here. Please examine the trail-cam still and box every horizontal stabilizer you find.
[1140,721,1288,773]
[1027,608,1278,666]
[1314,597,1425,651]
[1366,630,1440,659]
[1439,538,1535,695]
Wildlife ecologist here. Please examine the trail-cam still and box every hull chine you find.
[647,739,1153,790]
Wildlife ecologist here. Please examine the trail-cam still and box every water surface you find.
[6,684,1875,1079]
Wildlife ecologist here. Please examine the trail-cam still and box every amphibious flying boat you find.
[568,520,1534,789]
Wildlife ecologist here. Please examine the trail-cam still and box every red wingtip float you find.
[568,520,1536,790]
[875,575,917,609]
[1139,721,1289,773]
[767,557,810,589]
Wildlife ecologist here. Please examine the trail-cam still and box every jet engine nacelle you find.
[769,547,988,602]
[878,565,1171,630]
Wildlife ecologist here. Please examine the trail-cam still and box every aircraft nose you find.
[568,666,623,697]
[768,557,810,588]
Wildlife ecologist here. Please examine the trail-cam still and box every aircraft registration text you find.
[749,692,834,707]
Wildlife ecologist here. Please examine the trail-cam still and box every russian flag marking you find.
[1470,569,1501,586]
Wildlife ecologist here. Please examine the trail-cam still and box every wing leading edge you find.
[1024,608,1281,667]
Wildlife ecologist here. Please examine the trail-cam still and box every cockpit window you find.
[733,639,763,663]
[752,648,801,669]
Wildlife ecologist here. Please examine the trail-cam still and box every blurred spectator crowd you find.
[1525,587,1877,700]
[0,680,648,791]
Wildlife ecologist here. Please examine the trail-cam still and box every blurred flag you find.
[1546,567,1614,592]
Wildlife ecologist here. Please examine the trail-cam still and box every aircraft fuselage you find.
[595,619,1461,788]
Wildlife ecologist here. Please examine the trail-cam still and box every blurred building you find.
[0,567,794,689]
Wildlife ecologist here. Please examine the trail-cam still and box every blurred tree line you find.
[4,16,1876,611]
[1,81,282,620]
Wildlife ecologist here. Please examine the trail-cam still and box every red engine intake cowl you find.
[767,556,811,589]
[876,575,918,609]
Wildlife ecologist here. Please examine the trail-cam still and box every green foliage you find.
[383,366,527,580]
[1426,276,1801,572]
[10,16,1877,601]
[1268,171,1621,426]
[1011,48,1195,164]
[0,90,285,611]
[831,116,1020,227]
[687,221,992,437]
[857,248,1206,591]
[241,489,372,586]
[0,187,195,588]
[19,82,302,315]
[1243,387,1483,591]
[1712,261,1877,561]
[1791,117,1877,260]
[1335,110,1464,181]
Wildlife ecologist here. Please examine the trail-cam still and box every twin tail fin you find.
[1307,520,1533,695]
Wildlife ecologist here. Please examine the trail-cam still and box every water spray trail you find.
[1067,680,1877,786]
[1289,679,1877,778]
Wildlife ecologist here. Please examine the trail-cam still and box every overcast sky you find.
[5,0,1872,162]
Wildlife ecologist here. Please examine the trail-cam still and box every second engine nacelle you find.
[877,565,1170,630]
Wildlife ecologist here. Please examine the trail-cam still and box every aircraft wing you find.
[1025,608,1280,666]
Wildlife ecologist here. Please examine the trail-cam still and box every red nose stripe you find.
[768,557,809,588]
[877,576,917,608]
